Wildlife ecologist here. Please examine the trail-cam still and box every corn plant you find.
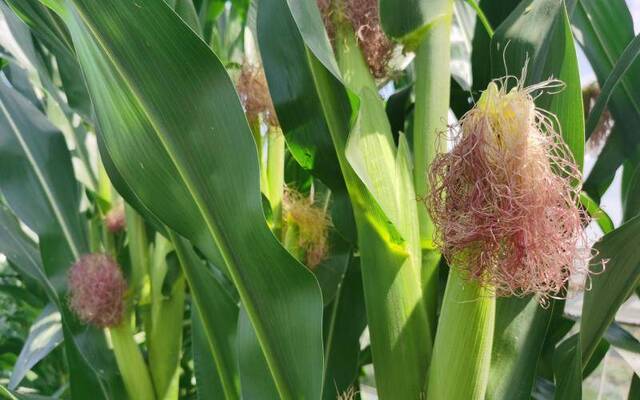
[0,0,639,399]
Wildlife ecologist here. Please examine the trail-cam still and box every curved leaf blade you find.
[581,215,640,365]
[585,33,640,140]
[58,1,323,397]
[170,232,240,400]
[9,304,63,390]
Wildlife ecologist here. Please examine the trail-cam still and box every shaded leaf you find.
[9,304,62,390]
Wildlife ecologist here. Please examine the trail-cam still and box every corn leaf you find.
[54,1,324,398]
[581,215,640,366]
[170,232,240,400]
[573,0,640,156]
[8,304,62,390]
[585,33,640,140]
[321,258,366,400]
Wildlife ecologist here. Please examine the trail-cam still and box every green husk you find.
[426,269,495,399]
[108,318,156,400]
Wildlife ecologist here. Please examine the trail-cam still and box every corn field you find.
[0,0,639,399]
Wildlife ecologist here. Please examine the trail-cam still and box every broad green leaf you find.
[192,308,225,399]
[170,232,240,400]
[604,323,640,377]
[237,307,279,400]
[573,0,640,156]
[55,0,324,398]
[605,323,640,354]
[283,0,340,79]
[9,304,62,390]
[322,259,366,400]
[581,215,640,365]
[174,0,202,34]
[486,297,553,400]
[553,335,582,400]
[585,32,640,139]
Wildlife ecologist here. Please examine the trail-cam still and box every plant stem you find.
[148,234,185,400]
[108,319,156,400]
[125,205,150,298]
[426,269,495,399]
[412,0,453,333]
[267,126,285,238]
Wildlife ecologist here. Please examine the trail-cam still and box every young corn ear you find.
[426,78,596,399]
[68,253,156,400]
[68,253,127,328]
[427,78,595,303]
[317,0,393,78]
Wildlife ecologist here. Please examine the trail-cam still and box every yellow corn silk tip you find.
[474,82,536,153]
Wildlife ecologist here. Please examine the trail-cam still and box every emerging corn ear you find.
[426,77,597,399]
[68,254,156,400]
[428,78,594,301]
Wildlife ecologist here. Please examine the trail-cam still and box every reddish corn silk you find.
[104,202,126,233]
[68,254,127,328]
[317,0,393,79]
[427,79,596,301]
[284,188,331,269]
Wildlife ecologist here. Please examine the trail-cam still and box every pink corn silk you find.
[427,81,594,301]
[68,254,127,328]
[104,203,126,233]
